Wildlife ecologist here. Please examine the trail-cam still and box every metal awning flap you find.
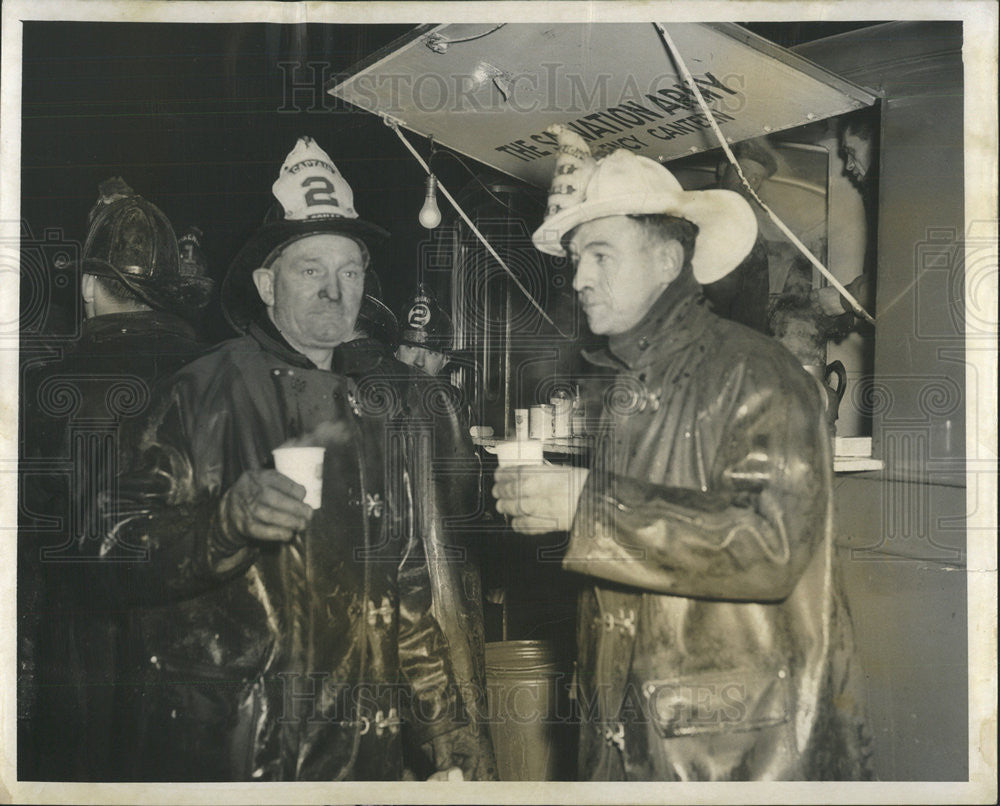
[329,22,877,187]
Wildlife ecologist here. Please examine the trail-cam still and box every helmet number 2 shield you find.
[408,303,431,327]
[301,175,340,208]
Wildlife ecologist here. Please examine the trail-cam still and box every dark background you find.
[19,20,880,342]
[14,18,976,785]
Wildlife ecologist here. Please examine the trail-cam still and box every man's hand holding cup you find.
[220,468,314,544]
[492,463,590,535]
[219,444,325,544]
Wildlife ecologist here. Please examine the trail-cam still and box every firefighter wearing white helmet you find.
[494,126,872,781]
[85,137,496,782]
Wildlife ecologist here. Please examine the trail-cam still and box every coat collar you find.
[249,314,392,377]
[332,337,397,377]
[81,311,197,342]
[582,270,712,371]
[248,315,315,369]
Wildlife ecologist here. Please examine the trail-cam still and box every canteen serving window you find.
[330,22,964,477]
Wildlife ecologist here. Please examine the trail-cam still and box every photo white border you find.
[1,2,996,804]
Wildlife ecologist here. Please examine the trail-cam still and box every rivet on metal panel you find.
[425,33,448,54]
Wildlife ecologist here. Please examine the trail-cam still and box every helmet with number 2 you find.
[399,283,454,354]
[223,136,389,332]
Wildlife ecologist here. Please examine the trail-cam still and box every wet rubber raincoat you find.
[568,270,872,781]
[19,311,206,781]
[90,319,494,781]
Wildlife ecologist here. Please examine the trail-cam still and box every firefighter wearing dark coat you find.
[19,178,211,780]
[493,126,872,781]
[394,285,488,738]
[87,138,495,781]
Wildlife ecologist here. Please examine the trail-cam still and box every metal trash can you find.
[485,640,574,780]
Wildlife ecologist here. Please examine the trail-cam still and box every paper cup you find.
[273,446,325,509]
[491,440,544,467]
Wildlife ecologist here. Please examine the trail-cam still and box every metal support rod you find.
[654,22,876,325]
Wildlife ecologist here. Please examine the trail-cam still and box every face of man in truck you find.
[840,130,873,185]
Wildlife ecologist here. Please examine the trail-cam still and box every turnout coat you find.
[91,321,492,781]
[19,311,206,781]
[568,272,872,781]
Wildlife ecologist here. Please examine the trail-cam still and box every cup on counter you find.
[273,446,326,509]
[529,404,553,440]
[514,408,530,441]
[490,439,544,467]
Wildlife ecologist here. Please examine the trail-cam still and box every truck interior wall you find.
[795,22,968,781]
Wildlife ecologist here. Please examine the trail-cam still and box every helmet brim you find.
[398,329,455,355]
[357,295,400,347]
[222,216,389,332]
[79,257,212,317]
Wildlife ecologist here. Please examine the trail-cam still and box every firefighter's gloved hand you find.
[220,469,313,544]
[493,465,590,535]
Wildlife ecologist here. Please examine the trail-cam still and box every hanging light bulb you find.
[418,174,442,229]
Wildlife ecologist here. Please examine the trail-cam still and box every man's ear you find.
[252,268,275,307]
[657,239,685,285]
[81,273,96,304]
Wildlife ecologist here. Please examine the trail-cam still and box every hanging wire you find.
[425,24,507,53]
[429,147,545,215]
[385,117,570,339]
[653,22,875,325]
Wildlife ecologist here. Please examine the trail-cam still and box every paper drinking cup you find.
[273,446,326,509]
[492,439,544,467]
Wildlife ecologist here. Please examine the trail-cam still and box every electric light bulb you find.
[418,174,442,228]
